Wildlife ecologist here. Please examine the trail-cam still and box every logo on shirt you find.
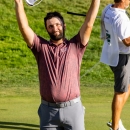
[60,47,68,53]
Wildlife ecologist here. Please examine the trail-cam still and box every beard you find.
[48,30,64,41]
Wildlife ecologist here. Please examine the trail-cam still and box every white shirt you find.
[100,4,130,66]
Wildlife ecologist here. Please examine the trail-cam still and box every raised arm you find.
[80,0,100,46]
[14,0,34,47]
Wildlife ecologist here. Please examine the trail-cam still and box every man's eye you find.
[49,25,53,29]
[56,23,61,26]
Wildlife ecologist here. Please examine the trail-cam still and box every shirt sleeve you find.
[31,33,41,52]
[70,33,88,48]
[115,16,130,40]
[69,33,87,58]
[30,33,48,61]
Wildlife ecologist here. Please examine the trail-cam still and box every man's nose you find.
[53,25,58,31]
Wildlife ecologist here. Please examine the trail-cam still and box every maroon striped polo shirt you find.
[31,33,87,103]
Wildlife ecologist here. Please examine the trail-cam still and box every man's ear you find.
[63,24,66,30]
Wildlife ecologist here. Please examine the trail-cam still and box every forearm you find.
[80,0,100,45]
[15,0,29,32]
[14,0,34,47]
[85,0,100,27]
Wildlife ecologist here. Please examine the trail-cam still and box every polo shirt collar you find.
[110,4,126,13]
[49,38,68,46]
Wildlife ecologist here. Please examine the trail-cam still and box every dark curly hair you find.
[114,0,121,3]
[44,11,65,28]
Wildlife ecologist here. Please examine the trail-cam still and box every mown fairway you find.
[0,0,130,129]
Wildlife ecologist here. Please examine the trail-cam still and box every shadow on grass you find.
[0,121,39,130]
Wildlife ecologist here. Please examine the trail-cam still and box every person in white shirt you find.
[100,0,130,130]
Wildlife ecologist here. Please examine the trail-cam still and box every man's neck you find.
[113,3,126,10]
[51,39,64,46]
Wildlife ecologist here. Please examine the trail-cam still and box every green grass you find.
[1,86,130,130]
[1,0,130,129]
